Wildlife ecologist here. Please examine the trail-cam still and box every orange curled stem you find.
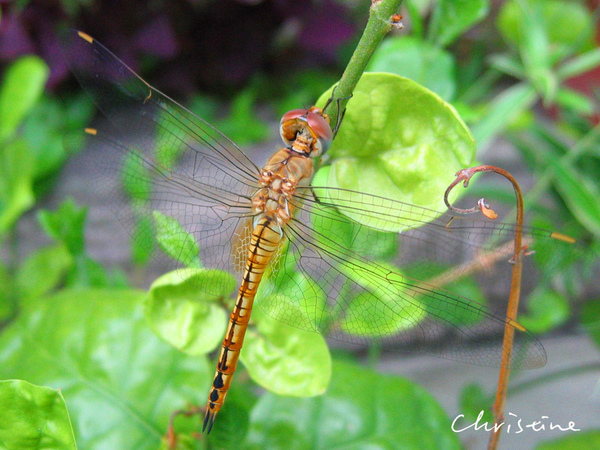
[444,164,525,450]
[444,166,504,218]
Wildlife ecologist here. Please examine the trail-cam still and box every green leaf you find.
[407,0,434,17]
[488,53,526,79]
[537,430,600,449]
[518,288,570,334]
[121,149,152,202]
[62,92,96,131]
[316,73,475,230]
[496,0,595,102]
[22,98,65,177]
[498,0,593,51]
[0,139,35,233]
[37,199,87,255]
[158,433,197,450]
[245,359,461,449]
[259,269,327,332]
[514,2,552,76]
[0,379,76,450]
[0,289,211,448]
[132,214,156,266]
[548,163,600,236]
[203,384,255,448]
[216,88,269,145]
[341,290,424,337]
[458,383,494,423]
[144,269,235,355]
[153,211,201,268]
[275,70,340,120]
[189,88,269,148]
[580,299,600,350]
[16,244,73,301]
[429,0,490,48]
[339,262,426,336]
[22,96,76,181]
[0,56,49,142]
[367,37,457,101]
[310,204,398,261]
[406,263,487,326]
[0,264,15,322]
[241,305,331,397]
[471,82,537,149]
[66,255,110,288]
[59,94,96,162]
[310,204,354,250]
[555,87,595,116]
[558,48,600,80]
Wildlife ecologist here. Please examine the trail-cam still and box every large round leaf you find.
[145,268,234,355]
[0,379,76,449]
[316,73,475,231]
[241,304,331,397]
[0,289,211,449]
[340,262,426,337]
[245,359,461,449]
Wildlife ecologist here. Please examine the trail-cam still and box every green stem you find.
[323,0,405,128]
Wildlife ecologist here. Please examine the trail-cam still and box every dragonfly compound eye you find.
[306,108,333,156]
[280,109,308,147]
[280,107,333,156]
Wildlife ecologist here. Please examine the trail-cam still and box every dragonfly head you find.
[280,106,333,157]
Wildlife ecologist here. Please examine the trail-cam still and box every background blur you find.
[1,0,600,449]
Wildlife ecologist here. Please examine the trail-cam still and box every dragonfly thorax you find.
[253,148,314,226]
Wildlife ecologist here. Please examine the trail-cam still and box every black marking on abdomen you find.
[218,348,229,371]
[214,372,224,389]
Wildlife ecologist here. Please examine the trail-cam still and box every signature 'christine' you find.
[452,410,581,434]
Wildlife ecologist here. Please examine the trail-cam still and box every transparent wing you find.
[65,30,259,281]
[255,187,588,370]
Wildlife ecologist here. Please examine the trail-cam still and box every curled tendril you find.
[443,165,520,220]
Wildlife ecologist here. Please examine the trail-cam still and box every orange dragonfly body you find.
[204,109,333,431]
[67,31,567,433]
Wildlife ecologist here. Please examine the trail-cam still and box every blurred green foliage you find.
[0,0,599,448]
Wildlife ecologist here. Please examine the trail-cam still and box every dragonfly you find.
[66,30,576,433]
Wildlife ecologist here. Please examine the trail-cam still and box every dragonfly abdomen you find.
[203,216,283,433]
[203,111,326,433]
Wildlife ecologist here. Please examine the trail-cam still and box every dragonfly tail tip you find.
[202,409,216,434]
